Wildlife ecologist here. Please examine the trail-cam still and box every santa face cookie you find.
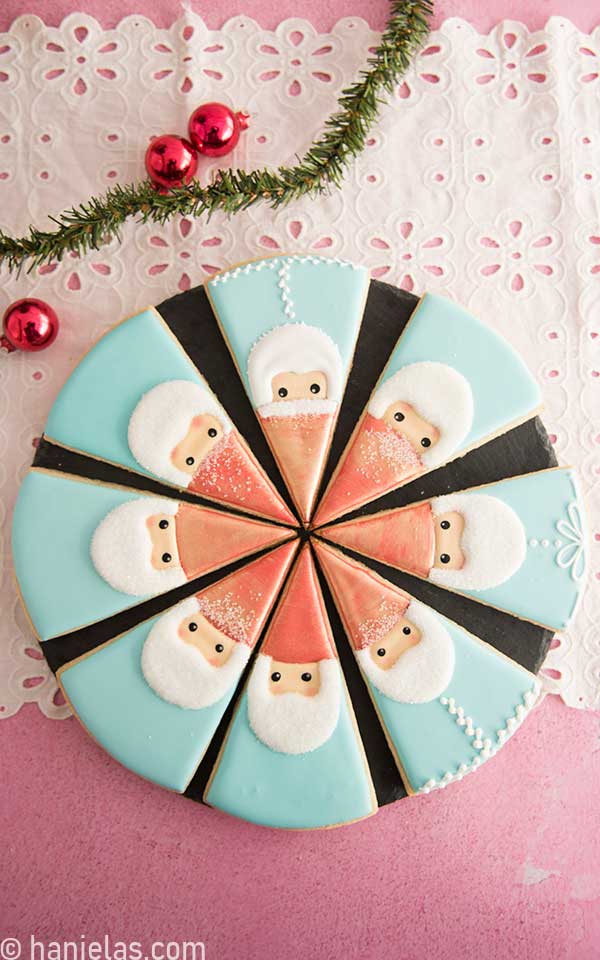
[314,293,541,526]
[207,256,369,523]
[204,547,377,828]
[12,469,294,641]
[59,542,297,792]
[43,308,294,525]
[321,468,586,631]
[314,541,540,794]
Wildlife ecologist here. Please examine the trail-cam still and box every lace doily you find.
[0,12,598,718]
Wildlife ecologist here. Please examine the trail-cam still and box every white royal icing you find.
[420,679,541,794]
[555,500,586,582]
[247,322,344,409]
[208,254,355,287]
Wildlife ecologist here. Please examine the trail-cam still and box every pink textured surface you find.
[2,698,599,956]
[2,0,600,31]
[2,1,600,954]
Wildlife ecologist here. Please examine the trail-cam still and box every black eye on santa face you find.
[162,552,172,563]
[402,626,411,635]
[377,648,386,657]
[421,437,432,448]
[310,383,320,394]
[188,622,198,632]
[159,519,169,529]
[278,387,288,398]
[440,553,451,564]
[271,671,281,682]
[208,427,218,438]
[186,456,195,466]
[440,519,450,530]
[394,411,405,422]
[215,643,224,653]
[301,672,312,682]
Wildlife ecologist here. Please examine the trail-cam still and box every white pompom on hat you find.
[128,379,232,487]
[357,598,455,703]
[368,361,474,467]
[248,322,344,409]
[90,496,186,596]
[429,492,527,592]
[141,596,250,710]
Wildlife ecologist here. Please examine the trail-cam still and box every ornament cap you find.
[0,334,17,354]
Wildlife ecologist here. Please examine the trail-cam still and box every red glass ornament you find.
[188,102,250,158]
[145,134,198,190]
[1,298,60,353]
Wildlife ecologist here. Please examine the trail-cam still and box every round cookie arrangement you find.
[12,254,587,829]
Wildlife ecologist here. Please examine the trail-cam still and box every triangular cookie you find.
[203,547,377,828]
[44,308,295,524]
[59,541,298,792]
[314,293,541,526]
[12,469,296,641]
[207,256,369,523]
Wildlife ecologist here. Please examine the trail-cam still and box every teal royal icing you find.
[365,613,538,792]
[382,293,542,448]
[207,256,369,400]
[44,308,204,477]
[12,471,158,640]
[60,616,240,792]
[447,469,585,630]
[205,690,375,829]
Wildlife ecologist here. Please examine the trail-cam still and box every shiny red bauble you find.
[1,298,60,352]
[144,134,198,190]
[188,102,250,158]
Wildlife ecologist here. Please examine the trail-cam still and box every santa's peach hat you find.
[314,541,410,650]
[260,548,335,663]
[194,540,297,647]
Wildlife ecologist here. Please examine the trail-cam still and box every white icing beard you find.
[429,493,527,592]
[357,599,455,704]
[128,379,232,488]
[90,497,186,596]
[247,654,341,755]
[257,398,337,419]
[247,322,344,408]
[368,362,474,468]
[141,597,251,709]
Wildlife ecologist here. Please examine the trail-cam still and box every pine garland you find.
[0,1,433,273]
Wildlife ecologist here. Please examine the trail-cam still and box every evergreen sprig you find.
[0,0,433,273]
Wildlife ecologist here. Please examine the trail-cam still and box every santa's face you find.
[368,615,421,671]
[247,653,341,754]
[432,510,465,572]
[178,611,236,666]
[270,370,328,403]
[382,400,440,455]
[268,659,320,696]
[170,413,224,476]
[141,598,251,710]
[146,513,181,570]
[356,600,455,704]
